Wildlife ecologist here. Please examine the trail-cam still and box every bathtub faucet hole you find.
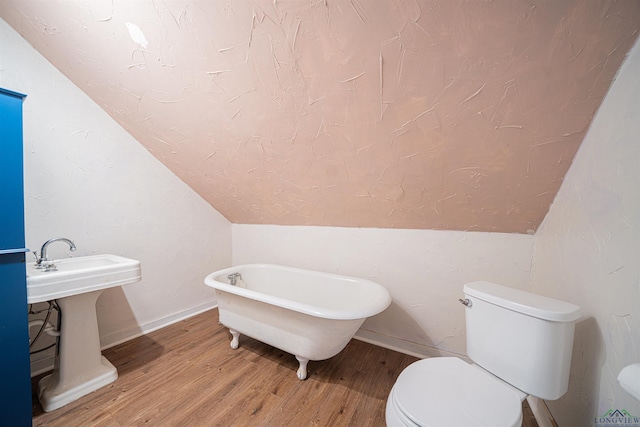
[227,272,242,286]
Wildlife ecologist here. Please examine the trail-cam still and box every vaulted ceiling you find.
[2,1,639,233]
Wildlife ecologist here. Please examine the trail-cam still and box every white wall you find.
[0,18,231,373]
[530,38,640,426]
[233,224,534,357]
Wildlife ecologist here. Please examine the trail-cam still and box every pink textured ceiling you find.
[2,1,639,233]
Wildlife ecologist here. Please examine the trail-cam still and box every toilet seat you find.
[389,357,524,427]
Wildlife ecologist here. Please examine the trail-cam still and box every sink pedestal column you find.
[37,289,117,412]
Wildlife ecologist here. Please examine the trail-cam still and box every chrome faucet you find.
[35,237,76,271]
[227,272,242,286]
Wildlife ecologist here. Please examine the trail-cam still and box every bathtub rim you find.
[204,263,391,321]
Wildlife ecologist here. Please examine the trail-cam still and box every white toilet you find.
[386,281,581,427]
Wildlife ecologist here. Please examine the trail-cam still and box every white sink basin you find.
[26,254,141,304]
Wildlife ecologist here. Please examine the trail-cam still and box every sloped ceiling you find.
[2,1,639,233]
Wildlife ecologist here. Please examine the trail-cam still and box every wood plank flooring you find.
[32,308,539,426]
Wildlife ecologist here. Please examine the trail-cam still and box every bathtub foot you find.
[229,329,240,350]
[295,356,309,380]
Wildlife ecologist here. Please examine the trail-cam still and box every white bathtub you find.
[204,264,391,379]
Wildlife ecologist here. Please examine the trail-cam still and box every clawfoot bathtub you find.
[204,264,391,380]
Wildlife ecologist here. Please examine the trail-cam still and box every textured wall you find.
[531,39,640,427]
[0,18,231,373]
[233,224,534,358]
[1,1,639,233]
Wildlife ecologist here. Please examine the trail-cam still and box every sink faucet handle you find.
[32,251,43,266]
[42,260,58,272]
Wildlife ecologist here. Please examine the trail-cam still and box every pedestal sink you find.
[26,254,141,412]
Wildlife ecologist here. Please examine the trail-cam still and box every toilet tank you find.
[463,281,581,400]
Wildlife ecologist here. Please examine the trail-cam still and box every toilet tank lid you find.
[464,281,581,322]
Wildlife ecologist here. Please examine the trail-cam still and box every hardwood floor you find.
[32,309,539,426]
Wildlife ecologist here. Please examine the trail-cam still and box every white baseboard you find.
[99,300,218,349]
[354,328,470,362]
[32,306,473,379]
[30,301,218,377]
[527,396,559,427]
[30,356,56,378]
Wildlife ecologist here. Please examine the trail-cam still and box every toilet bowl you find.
[386,281,581,427]
[386,357,525,427]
